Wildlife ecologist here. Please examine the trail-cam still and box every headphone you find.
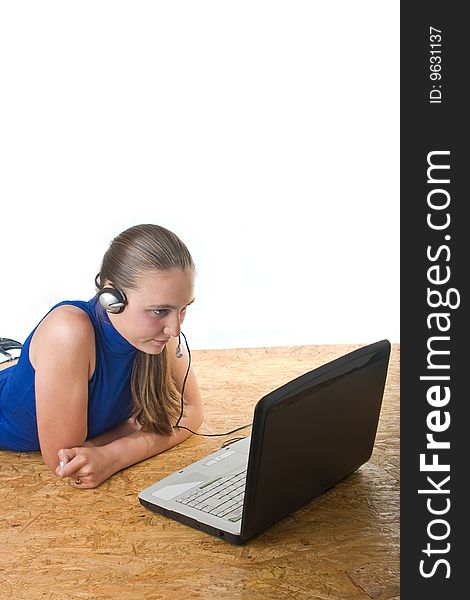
[95,274,127,314]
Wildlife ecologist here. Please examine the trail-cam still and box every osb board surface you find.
[0,344,400,600]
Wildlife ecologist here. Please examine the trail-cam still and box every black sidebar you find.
[401,2,467,598]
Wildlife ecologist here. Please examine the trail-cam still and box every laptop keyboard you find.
[175,469,247,522]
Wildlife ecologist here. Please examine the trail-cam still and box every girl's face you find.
[107,268,195,354]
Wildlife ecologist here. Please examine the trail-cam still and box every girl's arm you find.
[57,335,204,487]
[31,305,95,472]
[82,419,141,447]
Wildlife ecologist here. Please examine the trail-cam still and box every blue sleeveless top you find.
[0,297,137,452]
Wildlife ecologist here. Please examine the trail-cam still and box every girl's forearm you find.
[104,426,190,474]
[103,406,203,475]
[83,419,140,447]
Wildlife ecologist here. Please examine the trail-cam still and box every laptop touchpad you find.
[151,478,207,501]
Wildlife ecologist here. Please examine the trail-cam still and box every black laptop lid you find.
[240,339,391,541]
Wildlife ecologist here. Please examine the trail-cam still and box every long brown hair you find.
[96,224,195,435]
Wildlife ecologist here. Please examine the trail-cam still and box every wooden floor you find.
[0,344,400,600]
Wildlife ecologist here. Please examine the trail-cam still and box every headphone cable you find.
[174,331,191,428]
[174,332,252,437]
[177,422,252,437]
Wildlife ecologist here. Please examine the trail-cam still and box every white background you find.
[0,1,399,350]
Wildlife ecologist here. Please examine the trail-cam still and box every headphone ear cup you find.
[97,287,127,314]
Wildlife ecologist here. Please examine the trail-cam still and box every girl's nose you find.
[163,314,181,338]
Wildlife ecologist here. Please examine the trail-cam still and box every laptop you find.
[138,339,391,544]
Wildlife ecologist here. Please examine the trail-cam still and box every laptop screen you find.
[241,340,391,539]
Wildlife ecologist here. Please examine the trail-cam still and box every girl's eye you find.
[151,306,189,318]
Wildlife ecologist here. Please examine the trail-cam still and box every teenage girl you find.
[0,224,204,488]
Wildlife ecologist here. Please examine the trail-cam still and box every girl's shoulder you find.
[39,304,94,338]
[29,304,95,370]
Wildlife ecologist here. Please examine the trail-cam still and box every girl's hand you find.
[55,446,113,488]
